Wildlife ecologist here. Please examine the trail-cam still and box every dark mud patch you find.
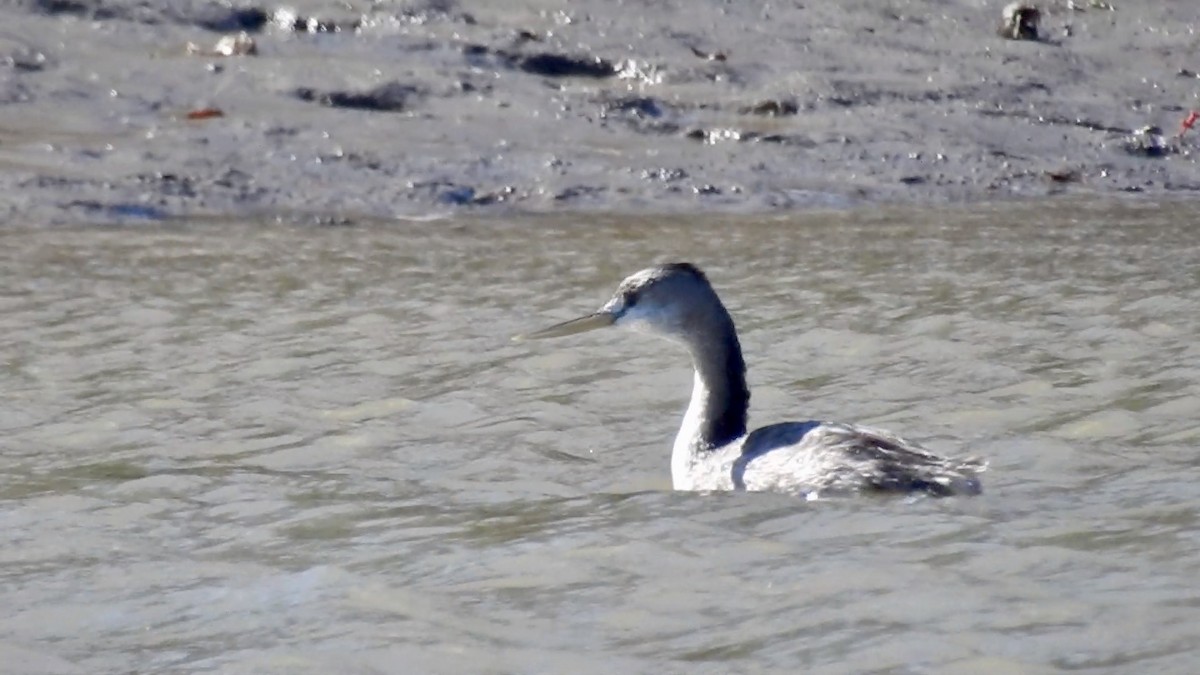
[66,200,171,222]
[513,52,615,78]
[464,44,617,79]
[294,82,424,113]
[196,7,272,32]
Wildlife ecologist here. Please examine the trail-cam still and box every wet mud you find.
[1,0,1198,223]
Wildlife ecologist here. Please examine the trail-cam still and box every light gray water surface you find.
[3,203,1200,674]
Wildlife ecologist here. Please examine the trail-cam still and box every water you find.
[2,202,1200,674]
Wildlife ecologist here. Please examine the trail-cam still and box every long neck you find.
[672,311,749,477]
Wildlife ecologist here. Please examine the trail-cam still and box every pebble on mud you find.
[1044,168,1081,183]
[1122,126,1173,157]
[271,7,356,33]
[689,46,728,62]
[1180,111,1199,138]
[214,32,257,56]
[4,47,49,71]
[685,128,806,145]
[186,32,257,57]
[739,99,799,117]
[998,3,1040,41]
[185,107,224,120]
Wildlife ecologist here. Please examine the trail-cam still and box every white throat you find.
[671,370,709,490]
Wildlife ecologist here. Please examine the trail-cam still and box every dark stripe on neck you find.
[696,323,749,450]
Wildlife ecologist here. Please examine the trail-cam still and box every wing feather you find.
[733,421,985,496]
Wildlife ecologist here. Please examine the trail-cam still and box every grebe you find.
[515,263,985,498]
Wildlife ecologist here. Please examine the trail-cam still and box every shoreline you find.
[2,0,1198,224]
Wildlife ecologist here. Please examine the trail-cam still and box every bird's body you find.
[674,418,983,496]
[517,263,985,498]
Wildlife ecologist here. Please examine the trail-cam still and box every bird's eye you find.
[623,292,638,309]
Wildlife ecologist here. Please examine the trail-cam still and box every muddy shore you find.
[1,0,1198,223]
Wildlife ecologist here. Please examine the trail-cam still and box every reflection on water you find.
[2,201,1200,673]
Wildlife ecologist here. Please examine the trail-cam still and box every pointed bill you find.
[512,312,615,341]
